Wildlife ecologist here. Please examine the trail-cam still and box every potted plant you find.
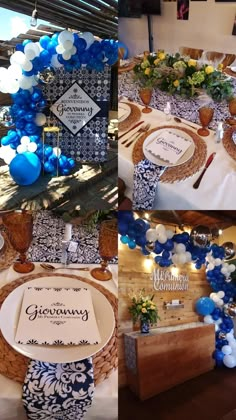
[128,289,160,333]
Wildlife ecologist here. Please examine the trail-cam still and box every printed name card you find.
[146,130,191,164]
[15,287,101,346]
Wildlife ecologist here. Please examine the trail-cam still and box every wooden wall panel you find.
[118,242,211,387]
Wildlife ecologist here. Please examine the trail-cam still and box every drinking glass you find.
[91,219,118,281]
[229,98,236,120]
[2,211,35,273]
[197,107,214,136]
[139,88,153,113]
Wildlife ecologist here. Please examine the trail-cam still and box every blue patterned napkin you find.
[133,159,165,210]
[22,359,94,419]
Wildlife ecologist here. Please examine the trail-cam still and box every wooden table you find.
[124,322,215,400]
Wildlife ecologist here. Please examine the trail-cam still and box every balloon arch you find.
[118,211,236,369]
[0,30,117,185]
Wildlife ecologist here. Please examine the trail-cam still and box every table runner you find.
[118,72,236,130]
[133,159,165,209]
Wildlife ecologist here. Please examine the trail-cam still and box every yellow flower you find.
[142,303,146,307]
[144,67,151,76]
[205,65,214,75]
[154,58,160,66]
[158,52,166,60]
[150,305,155,310]
[218,63,223,71]
[142,308,147,313]
[173,80,180,87]
[188,59,197,67]
[141,59,150,69]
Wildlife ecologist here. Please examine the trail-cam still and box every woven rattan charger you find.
[0,272,118,385]
[222,126,236,161]
[119,103,141,133]
[132,125,207,183]
[0,231,17,271]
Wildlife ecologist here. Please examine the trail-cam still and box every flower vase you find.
[140,319,150,334]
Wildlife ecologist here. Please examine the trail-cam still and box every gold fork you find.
[124,123,151,147]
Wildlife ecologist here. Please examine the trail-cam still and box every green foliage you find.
[128,289,160,324]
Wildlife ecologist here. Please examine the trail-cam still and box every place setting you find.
[0,209,118,419]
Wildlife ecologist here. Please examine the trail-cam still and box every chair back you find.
[202,51,225,65]
[179,47,203,59]
[222,54,236,69]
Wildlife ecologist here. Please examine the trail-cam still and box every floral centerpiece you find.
[133,51,234,101]
[128,289,160,333]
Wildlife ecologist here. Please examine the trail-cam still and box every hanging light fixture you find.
[30,0,38,27]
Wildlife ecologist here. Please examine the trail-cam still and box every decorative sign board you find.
[50,82,101,136]
[152,268,189,291]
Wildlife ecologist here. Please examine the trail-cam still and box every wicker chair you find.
[222,53,236,69]
[202,51,225,65]
[179,47,203,60]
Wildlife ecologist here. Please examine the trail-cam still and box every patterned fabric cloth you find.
[28,211,117,264]
[22,359,94,420]
[133,159,165,210]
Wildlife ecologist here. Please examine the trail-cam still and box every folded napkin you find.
[22,358,94,420]
[133,159,165,210]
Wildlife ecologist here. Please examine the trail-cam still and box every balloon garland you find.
[0,31,118,185]
[118,211,236,369]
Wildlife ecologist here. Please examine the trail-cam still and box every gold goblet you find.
[197,107,214,136]
[139,88,153,113]
[91,219,118,281]
[2,211,35,273]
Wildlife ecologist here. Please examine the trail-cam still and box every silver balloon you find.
[218,332,227,339]
[38,68,56,84]
[222,242,236,261]
[190,225,212,248]
[146,242,155,252]
[225,277,232,283]
[224,303,236,318]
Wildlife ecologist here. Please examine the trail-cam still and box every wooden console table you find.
[124,322,215,400]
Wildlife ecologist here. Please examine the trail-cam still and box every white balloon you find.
[203,315,214,324]
[62,52,71,61]
[166,229,174,239]
[58,30,74,44]
[6,79,20,94]
[17,144,27,154]
[175,243,186,254]
[185,251,192,262]
[0,67,8,81]
[223,354,236,368]
[21,60,33,72]
[35,113,47,126]
[215,258,222,266]
[218,291,225,298]
[212,295,219,303]
[221,267,228,275]
[8,64,22,80]
[157,234,167,244]
[56,44,65,54]
[80,32,94,49]
[208,263,215,271]
[19,76,33,90]
[156,224,166,234]
[53,147,61,157]
[146,229,158,243]
[70,46,77,55]
[222,345,232,355]
[24,42,40,60]
[215,324,219,332]
[21,136,31,146]
[229,264,236,273]
[172,254,179,265]
[210,292,216,299]
[10,51,26,65]
[51,54,63,68]
[178,253,187,264]
[215,317,222,325]
[63,40,73,50]
[28,142,37,153]
[216,298,224,306]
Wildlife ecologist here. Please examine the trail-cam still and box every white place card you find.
[145,130,192,164]
[15,287,101,346]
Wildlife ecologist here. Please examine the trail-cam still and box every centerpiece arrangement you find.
[133,51,233,102]
[128,289,160,333]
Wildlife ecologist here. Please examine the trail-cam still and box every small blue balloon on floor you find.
[9,152,41,186]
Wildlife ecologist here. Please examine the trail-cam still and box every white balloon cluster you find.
[210,291,226,308]
[55,31,76,62]
[146,224,174,243]
[17,136,37,154]
[172,243,192,265]
[0,145,16,164]
[221,337,236,368]
[206,251,235,280]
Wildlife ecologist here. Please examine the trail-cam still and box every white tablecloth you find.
[119,101,236,209]
[0,263,118,420]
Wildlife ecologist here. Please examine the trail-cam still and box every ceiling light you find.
[219,229,223,235]
[30,1,38,27]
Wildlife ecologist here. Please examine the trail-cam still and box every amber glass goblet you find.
[91,219,118,281]
[197,107,214,136]
[139,88,153,113]
[2,211,35,273]
[229,98,236,119]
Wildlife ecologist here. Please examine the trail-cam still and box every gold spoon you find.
[174,117,198,130]
[40,263,90,272]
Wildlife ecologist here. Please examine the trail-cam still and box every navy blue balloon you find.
[162,239,174,251]
[118,221,128,236]
[195,297,215,316]
[154,241,163,254]
[44,161,55,173]
[9,152,41,185]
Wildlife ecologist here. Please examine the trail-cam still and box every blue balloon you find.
[195,297,215,316]
[15,44,24,52]
[44,161,55,173]
[39,35,51,49]
[9,152,41,185]
[44,146,53,158]
[120,235,129,244]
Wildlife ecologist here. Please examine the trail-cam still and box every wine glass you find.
[2,211,35,273]
[197,107,214,136]
[91,219,118,281]
[139,88,153,113]
[229,98,236,121]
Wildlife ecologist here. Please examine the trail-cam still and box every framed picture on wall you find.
[215,0,236,2]
[233,14,236,35]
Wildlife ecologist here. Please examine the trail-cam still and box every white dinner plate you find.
[143,128,195,167]
[0,276,115,363]
[0,233,4,251]
[230,66,236,73]
[118,103,131,122]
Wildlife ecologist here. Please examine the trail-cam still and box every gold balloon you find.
[222,242,236,261]
[190,225,212,248]
[38,68,56,84]
[224,303,236,318]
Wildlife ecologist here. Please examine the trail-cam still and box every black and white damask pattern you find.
[119,72,236,130]
[124,335,137,374]
[22,359,94,420]
[42,67,111,162]
[133,159,165,210]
